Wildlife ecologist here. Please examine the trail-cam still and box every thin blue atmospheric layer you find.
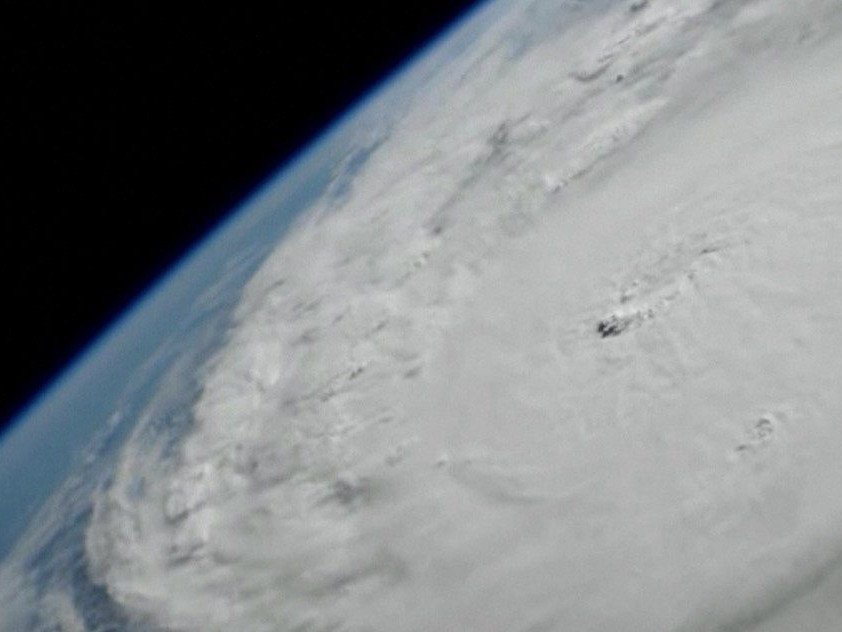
[0,135,331,562]
[0,0,508,566]
[0,2,524,628]
[0,140,345,628]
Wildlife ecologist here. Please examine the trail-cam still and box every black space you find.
[1,2,479,429]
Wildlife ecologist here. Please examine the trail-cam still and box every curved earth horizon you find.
[3,1,842,630]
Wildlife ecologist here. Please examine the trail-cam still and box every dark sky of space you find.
[0,2,480,428]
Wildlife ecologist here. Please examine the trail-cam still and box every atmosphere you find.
[1,1,479,426]
[3,1,842,630]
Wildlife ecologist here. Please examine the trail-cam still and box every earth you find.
[3,0,842,630]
